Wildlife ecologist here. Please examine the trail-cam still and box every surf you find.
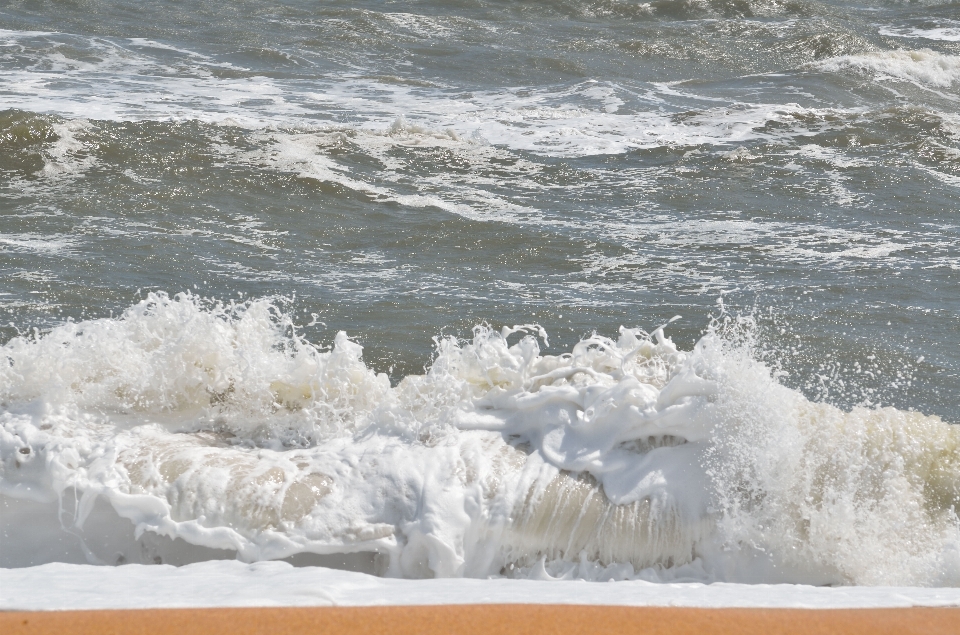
[1,292,958,586]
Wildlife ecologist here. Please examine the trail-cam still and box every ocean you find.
[1,0,959,589]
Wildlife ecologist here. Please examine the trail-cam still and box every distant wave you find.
[815,49,960,89]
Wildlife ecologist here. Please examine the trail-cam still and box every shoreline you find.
[4,606,960,635]
[5,562,960,611]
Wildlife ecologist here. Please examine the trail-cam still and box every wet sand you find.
[3,605,958,635]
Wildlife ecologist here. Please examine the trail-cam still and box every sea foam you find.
[1,293,958,585]
[816,49,960,89]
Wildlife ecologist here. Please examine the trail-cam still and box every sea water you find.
[1,0,959,590]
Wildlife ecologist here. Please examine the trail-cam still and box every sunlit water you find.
[1,0,958,586]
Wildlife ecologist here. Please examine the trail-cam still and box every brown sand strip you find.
[3,605,959,635]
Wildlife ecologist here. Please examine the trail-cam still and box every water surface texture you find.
[1,1,959,586]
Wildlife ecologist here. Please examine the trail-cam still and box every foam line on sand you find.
[4,563,960,610]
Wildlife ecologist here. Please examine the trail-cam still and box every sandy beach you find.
[3,606,960,635]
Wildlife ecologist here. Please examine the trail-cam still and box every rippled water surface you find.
[1,0,959,585]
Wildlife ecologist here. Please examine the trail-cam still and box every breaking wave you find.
[1,293,958,585]
[815,48,960,89]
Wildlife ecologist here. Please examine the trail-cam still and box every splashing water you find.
[1,293,957,585]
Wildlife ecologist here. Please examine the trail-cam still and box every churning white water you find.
[2,293,957,586]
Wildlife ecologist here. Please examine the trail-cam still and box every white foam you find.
[816,49,960,89]
[0,29,892,159]
[0,233,78,255]
[880,25,960,43]
[2,294,958,586]
[2,561,959,611]
[40,120,97,177]
[0,30,295,126]
[380,13,458,39]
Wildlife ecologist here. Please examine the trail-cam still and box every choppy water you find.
[1,0,959,586]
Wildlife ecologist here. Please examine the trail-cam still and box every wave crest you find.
[1,294,958,585]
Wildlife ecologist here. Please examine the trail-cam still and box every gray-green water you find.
[3,1,960,585]
[2,0,959,416]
